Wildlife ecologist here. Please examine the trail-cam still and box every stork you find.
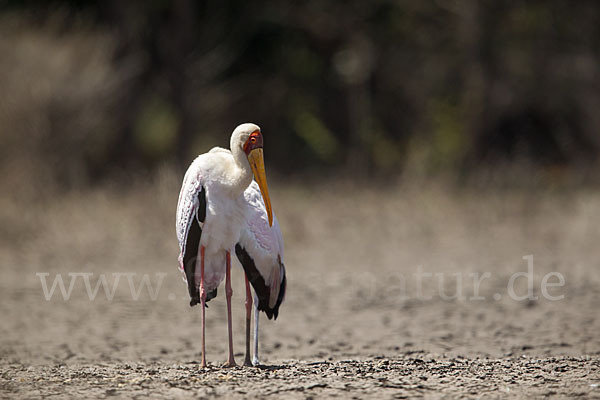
[176,123,286,367]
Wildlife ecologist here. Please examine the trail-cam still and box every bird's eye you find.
[250,137,256,143]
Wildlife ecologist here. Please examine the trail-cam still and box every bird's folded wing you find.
[176,160,207,305]
[236,181,286,319]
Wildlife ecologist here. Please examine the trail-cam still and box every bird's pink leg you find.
[243,274,253,366]
[224,251,237,367]
[200,245,207,368]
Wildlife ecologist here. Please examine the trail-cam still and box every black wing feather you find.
[235,244,286,320]
[182,186,217,306]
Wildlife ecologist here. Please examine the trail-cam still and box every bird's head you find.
[231,123,273,227]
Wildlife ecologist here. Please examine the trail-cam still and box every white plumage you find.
[175,123,286,367]
[177,151,250,290]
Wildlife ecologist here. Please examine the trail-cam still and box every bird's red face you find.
[244,130,273,227]
[243,131,263,155]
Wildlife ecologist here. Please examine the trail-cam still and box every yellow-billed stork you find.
[176,123,286,367]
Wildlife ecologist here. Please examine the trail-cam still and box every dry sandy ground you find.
[1,174,599,398]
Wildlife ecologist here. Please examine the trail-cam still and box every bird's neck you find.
[228,145,253,195]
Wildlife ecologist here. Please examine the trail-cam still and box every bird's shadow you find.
[185,360,291,371]
[254,364,288,371]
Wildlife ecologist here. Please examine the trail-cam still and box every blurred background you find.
[2,0,600,380]
[1,0,600,193]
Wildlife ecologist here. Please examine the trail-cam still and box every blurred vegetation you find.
[0,0,599,191]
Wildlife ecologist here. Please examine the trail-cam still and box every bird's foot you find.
[252,357,260,367]
[200,360,207,369]
[222,359,237,368]
[243,355,253,367]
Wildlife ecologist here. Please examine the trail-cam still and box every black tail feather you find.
[271,265,286,320]
[189,288,217,307]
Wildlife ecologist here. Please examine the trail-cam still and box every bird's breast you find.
[200,190,247,254]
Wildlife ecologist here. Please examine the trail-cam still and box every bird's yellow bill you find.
[248,148,273,227]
